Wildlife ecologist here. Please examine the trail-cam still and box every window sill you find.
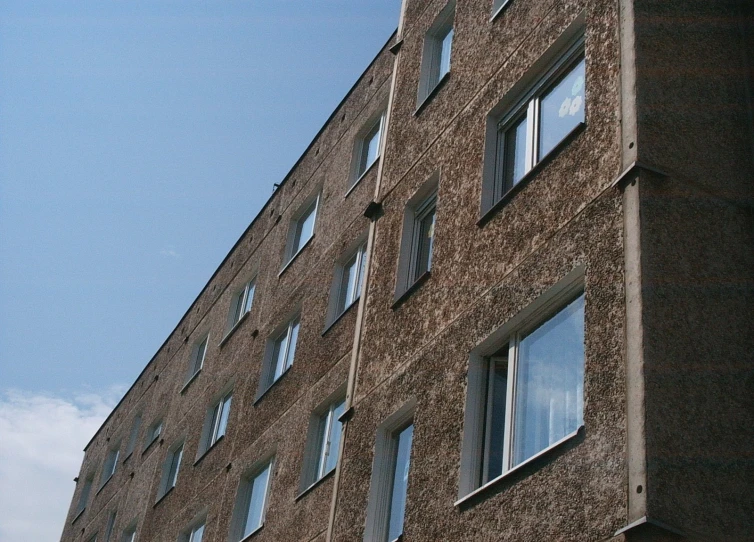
[454,425,584,508]
[95,474,113,496]
[321,297,360,336]
[477,122,585,227]
[278,235,314,278]
[71,507,86,524]
[141,435,161,457]
[254,367,292,405]
[193,435,224,467]
[295,468,336,502]
[391,271,431,310]
[240,524,264,542]
[220,311,250,348]
[122,451,133,465]
[153,486,174,507]
[414,72,450,116]
[180,369,202,395]
[490,0,513,21]
[346,158,379,198]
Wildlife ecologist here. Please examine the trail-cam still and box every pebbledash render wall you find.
[60,1,754,542]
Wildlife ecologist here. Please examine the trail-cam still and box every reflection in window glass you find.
[242,463,272,538]
[512,294,584,467]
[539,58,585,159]
[387,423,413,542]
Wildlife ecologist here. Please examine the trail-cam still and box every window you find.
[482,37,585,213]
[144,419,162,450]
[121,525,136,542]
[283,195,319,266]
[395,177,438,302]
[258,316,300,396]
[458,269,585,498]
[417,1,455,106]
[201,392,232,454]
[492,0,511,18]
[185,522,205,542]
[100,444,120,487]
[329,241,367,324]
[158,441,184,499]
[187,335,208,380]
[231,460,273,540]
[364,402,415,542]
[86,534,98,542]
[301,396,346,490]
[104,511,117,542]
[74,473,94,517]
[228,279,256,331]
[352,112,385,185]
[125,414,142,457]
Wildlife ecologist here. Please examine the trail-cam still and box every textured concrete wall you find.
[331,0,628,540]
[632,0,754,539]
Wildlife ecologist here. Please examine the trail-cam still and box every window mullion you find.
[482,358,496,483]
[502,339,518,472]
[525,99,538,173]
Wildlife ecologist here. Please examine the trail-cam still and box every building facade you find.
[60,1,754,541]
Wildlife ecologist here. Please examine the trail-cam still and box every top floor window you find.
[351,111,386,187]
[283,193,319,268]
[417,1,455,106]
[481,36,585,215]
[228,279,255,331]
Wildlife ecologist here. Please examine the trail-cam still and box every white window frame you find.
[491,0,512,20]
[227,278,256,332]
[350,110,386,188]
[104,510,117,542]
[481,31,585,215]
[394,174,439,302]
[144,419,163,450]
[327,238,368,326]
[230,457,274,541]
[74,473,94,518]
[282,193,319,269]
[158,440,185,499]
[100,443,121,487]
[300,387,347,492]
[199,391,233,456]
[457,266,585,502]
[121,523,137,542]
[187,335,209,381]
[125,414,142,457]
[417,1,455,106]
[184,521,206,542]
[364,400,416,542]
[257,315,300,398]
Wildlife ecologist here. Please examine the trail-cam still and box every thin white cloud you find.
[0,388,123,542]
[160,247,180,258]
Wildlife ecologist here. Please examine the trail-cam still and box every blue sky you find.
[0,1,401,539]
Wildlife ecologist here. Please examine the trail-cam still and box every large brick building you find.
[60,1,754,541]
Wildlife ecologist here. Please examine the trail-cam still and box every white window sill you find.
[490,0,513,22]
[454,425,583,507]
[295,468,336,502]
[321,296,360,336]
[220,311,250,348]
[240,523,264,542]
[278,235,315,277]
[193,435,224,467]
[180,369,202,395]
[346,158,379,198]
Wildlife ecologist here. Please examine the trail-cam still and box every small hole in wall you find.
[291,180,296,188]
[315,148,319,156]
[341,113,346,123]
[636,485,643,494]
[629,142,635,149]
[270,208,275,217]
[275,215,281,224]
[368,75,374,85]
